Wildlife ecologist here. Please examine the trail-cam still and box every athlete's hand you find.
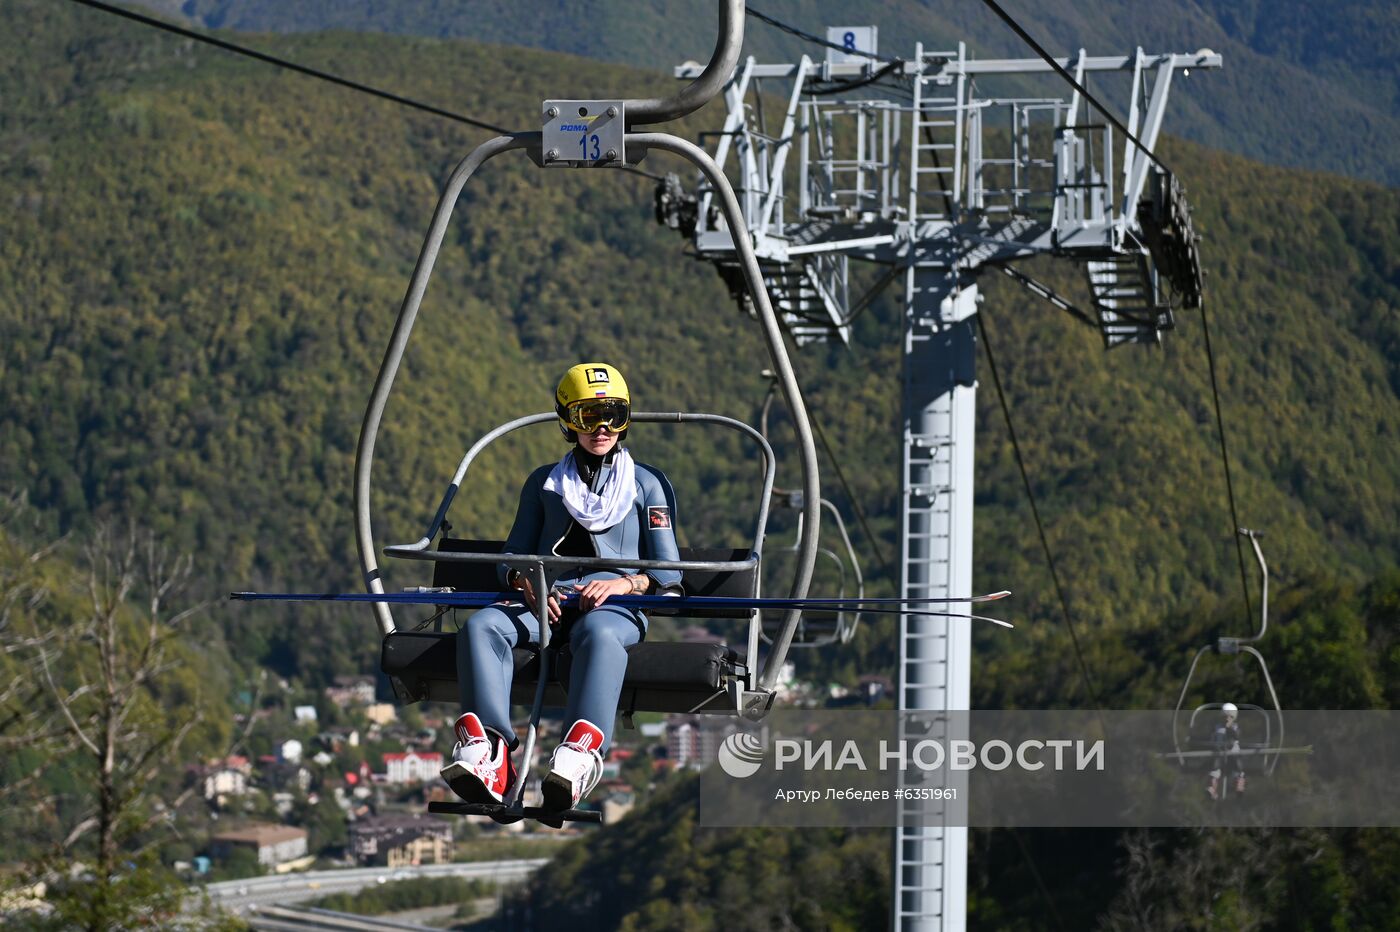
[574,577,635,612]
[517,576,563,625]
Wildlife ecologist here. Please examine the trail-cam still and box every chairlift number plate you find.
[542,100,626,167]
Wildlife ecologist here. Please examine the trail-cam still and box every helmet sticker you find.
[647,506,672,530]
[586,368,611,384]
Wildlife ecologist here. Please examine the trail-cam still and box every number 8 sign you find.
[825,26,878,66]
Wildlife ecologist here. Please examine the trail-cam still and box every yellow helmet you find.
[555,363,631,439]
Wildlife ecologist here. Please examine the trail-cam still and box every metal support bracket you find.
[734,685,777,721]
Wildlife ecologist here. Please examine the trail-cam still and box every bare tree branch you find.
[26,535,69,565]
[37,645,100,757]
[62,814,100,849]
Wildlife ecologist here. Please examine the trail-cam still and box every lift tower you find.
[658,37,1218,930]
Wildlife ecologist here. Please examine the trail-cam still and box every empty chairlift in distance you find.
[1165,529,1313,799]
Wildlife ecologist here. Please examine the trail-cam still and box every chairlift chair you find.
[345,0,823,824]
[378,410,781,723]
[765,492,865,647]
[1168,529,1311,779]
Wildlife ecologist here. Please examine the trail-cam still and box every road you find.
[201,860,549,916]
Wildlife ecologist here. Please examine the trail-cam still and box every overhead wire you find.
[762,375,893,576]
[810,414,893,576]
[1010,829,1068,932]
[977,0,1257,629]
[978,312,1107,717]
[974,0,1252,625]
[62,0,670,183]
[1197,302,1255,629]
[806,61,903,96]
[974,0,1172,175]
[743,3,1112,738]
[66,0,509,133]
[978,296,1079,931]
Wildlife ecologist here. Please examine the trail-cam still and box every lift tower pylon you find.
[660,37,1219,931]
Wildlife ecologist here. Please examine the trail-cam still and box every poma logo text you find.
[773,739,1105,772]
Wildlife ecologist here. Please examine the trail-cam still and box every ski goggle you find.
[565,399,630,433]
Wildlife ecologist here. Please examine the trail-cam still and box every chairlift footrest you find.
[428,800,602,824]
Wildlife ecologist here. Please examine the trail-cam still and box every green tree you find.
[0,518,232,929]
[206,845,262,883]
[297,792,348,857]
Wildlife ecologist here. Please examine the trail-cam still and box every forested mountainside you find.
[5,0,1400,691]
[4,1,1400,926]
[132,0,1400,186]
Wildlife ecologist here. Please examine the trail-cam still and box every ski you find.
[230,590,1014,627]
[230,588,1010,606]
[1157,746,1314,760]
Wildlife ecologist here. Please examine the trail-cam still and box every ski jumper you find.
[456,451,682,753]
[1209,719,1244,781]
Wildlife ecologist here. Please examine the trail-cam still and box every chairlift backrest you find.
[1185,702,1272,748]
[384,411,775,578]
[764,497,865,647]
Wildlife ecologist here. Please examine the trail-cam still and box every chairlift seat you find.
[380,538,755,714]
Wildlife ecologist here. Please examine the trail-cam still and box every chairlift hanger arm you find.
[1240,644,1285,775]
[357,131,821,650]
[819,498,864,596]
[1240,527,1268,642]
[627,0,744,126]
[1171,645,1211,758]
[354,133,533,637]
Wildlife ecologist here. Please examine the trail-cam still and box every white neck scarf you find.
[543,447,637,531]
